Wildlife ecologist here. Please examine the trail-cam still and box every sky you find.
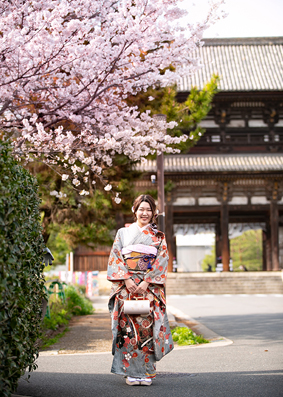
[179,0,283,38]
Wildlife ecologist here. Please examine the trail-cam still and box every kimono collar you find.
[135,222,151,232]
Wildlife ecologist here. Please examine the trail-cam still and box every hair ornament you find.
[131,206,135,213]
[150,223,159,235]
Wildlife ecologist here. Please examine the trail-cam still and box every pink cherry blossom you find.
[0,0,225,195]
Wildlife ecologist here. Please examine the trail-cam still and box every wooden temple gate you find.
[136,37,283,272]
[73,38,283,274]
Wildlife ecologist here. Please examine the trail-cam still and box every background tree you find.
[201,245,216,271]
[127,75,219,153]
[201,229,263,271]
[230,230,262,271]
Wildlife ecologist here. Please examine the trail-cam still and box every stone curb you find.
[12,395,32,397]
[167,305,233,349]
[39,305,232,357]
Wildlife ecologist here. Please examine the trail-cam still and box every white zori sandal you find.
[126,377,152,386]
[140,378,152,386]
[126,377,140,386]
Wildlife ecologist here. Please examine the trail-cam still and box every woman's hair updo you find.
[132,194,156,223]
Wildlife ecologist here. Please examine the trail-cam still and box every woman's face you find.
[136,201,153,228]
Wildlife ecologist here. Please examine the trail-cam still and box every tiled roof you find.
[177,37,283,92]
[137,154,283,173]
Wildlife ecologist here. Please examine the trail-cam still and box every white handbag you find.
[123,296,150,315]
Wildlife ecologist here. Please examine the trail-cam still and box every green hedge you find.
[0,142,45,396]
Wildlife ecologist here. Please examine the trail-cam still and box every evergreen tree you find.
[127,75,219,153]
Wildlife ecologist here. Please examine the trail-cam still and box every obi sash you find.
[121,244,157,272]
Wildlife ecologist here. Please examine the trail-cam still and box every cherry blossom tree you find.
[0,0,225,198]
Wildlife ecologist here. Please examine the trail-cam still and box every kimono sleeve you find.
[107,229,131,282]
[144,234,169,285]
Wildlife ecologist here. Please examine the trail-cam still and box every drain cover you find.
[157,372,197,378]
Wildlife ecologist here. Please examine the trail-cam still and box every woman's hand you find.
[135,281,149,295]
[125,278,137,294]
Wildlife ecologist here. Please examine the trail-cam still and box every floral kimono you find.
[107,222,174,379]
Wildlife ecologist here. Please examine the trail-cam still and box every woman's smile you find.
[136,202,152,228]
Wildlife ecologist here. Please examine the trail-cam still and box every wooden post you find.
[265,224,272,271]
[221,201,230,272]
[153,114,166,233]
[215,222,222,269]
[270,199,280,271]
[173,235,177,260]
[165,200,174,272]
[262,229,267,271]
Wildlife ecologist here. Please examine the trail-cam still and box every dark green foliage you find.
[0,142,45,396]
[29,152,140,258]
[171,326,209,346]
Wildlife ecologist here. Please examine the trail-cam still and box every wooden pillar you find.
[262,229,267,271]
[215,222,222,269]
[221,200,230,272]
[220,182,230,272]
[173,235,177,259]
[270,199,280,271]
[265,223,272,271]
[165,199,174,272]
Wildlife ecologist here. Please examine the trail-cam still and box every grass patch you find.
[41,327,69,349]
[171,326,209,346]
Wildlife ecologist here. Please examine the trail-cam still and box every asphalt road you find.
[16,294,283,397]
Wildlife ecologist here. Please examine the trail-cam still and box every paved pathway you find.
[16,295,283,397]
[41,312,112,354]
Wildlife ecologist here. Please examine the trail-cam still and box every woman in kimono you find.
[107,194,174,386]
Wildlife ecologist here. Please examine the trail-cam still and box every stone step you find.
[165,271,283,295]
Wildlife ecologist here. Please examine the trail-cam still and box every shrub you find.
[75,284,86,296]
[171,326,209,346]
[43,299,71,331]
[0,142,45,396]
[65,286,94,316]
